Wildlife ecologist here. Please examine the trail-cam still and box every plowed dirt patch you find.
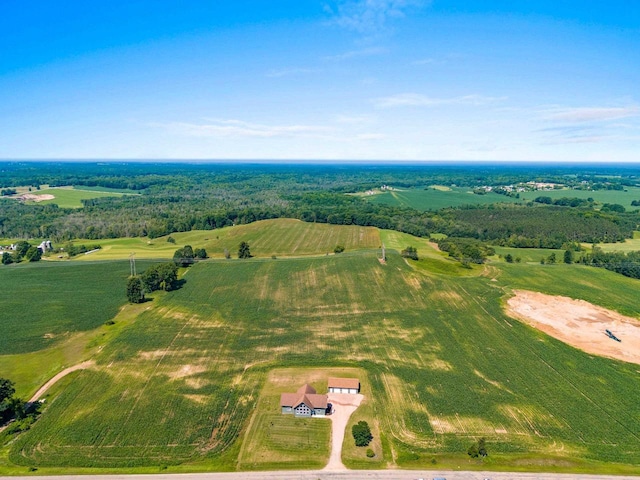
[506,290,640,365]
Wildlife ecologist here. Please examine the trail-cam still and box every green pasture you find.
[34,187,129,208]
[591,235,640,253]
[0,260,156,355]
[492,246,566,264]
[518,186,640,209]
[8,251,640,472]
[70,185,141,194]
[72,219,381,261]
[366,186,521,211]
[381,229,484,276]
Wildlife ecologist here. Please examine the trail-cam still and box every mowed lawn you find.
[73,219,381,261]
[10,252,640,472]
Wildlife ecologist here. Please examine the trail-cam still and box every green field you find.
[71,219,381,261]
[33,187,130,208]
[366,186,522,211]
[7,247,640,472]
[0,261,157,355]
[518,186,640,209]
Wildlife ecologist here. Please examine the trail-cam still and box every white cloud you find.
[544,106,639,123]
[324,0,427,34]
[152,119,333,139]
[373,93,506,108]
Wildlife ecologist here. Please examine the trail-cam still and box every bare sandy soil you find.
[506,290,640,365]
[16,193,55,202]
[323,393,364,471]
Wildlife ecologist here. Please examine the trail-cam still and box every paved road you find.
[2,471,639,480]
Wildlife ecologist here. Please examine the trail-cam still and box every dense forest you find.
[1,162,639,250]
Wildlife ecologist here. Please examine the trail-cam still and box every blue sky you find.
[1,0,638,161]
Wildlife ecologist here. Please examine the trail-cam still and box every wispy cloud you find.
[373,93,506,108]
[152,119,333,139]
[536,104,639,144]
[324,46,388,61]
[545,106,639,123]
[265,67,320,78]
[324,0,427,34]
[335,114,376,124]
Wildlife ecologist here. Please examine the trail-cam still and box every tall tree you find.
[173,245,195,267]
[126,276,145,303]
[238,241,252,259]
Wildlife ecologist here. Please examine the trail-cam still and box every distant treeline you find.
[1,163,639,246]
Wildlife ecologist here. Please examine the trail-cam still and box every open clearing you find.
[506,290,640,365]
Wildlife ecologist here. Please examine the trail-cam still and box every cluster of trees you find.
[468,437,488,458]
[0,378,41,434]
[400,246,418,260]
[1,188,17,196]
[1,241,42,265]
[126,262,180,303]
[534,196,592,207]
[437,237,495,264]
[65,243,101,257]
[173,245,207,267]
[580,248,640,280]
[445,205,635,247]
[352,420,373,447]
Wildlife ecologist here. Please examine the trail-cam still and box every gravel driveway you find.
[323,393,364,471]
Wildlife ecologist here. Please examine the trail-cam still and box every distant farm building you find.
[328,377,360,394]
[280,384,329,417]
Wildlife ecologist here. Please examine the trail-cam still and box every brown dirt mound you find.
[506,290,640,365]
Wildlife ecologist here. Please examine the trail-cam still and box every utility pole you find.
[129,252,136,277]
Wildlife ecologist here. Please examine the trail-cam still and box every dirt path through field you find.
[506,290,640,365]
[29,360,95,402]
[323,393,364,471]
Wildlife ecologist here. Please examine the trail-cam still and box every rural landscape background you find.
[1,161,640,476]
[1,0,639,476]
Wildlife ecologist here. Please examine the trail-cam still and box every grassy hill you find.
[71,219,381,261]
[8,248,640,472]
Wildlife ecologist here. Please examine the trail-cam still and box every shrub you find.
[352,420,373,447]
[334,245,345,254]
[366,448,375,458]
[400,246,418,260]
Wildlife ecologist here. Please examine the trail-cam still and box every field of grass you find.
[492,246,566,264]
[71,219,381,261]
[518,186,640,209]
[366,186,522,211]
[29,187,129,208]
[591,235,640,253]
[0,261,157,355]
[7,250,640,472]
